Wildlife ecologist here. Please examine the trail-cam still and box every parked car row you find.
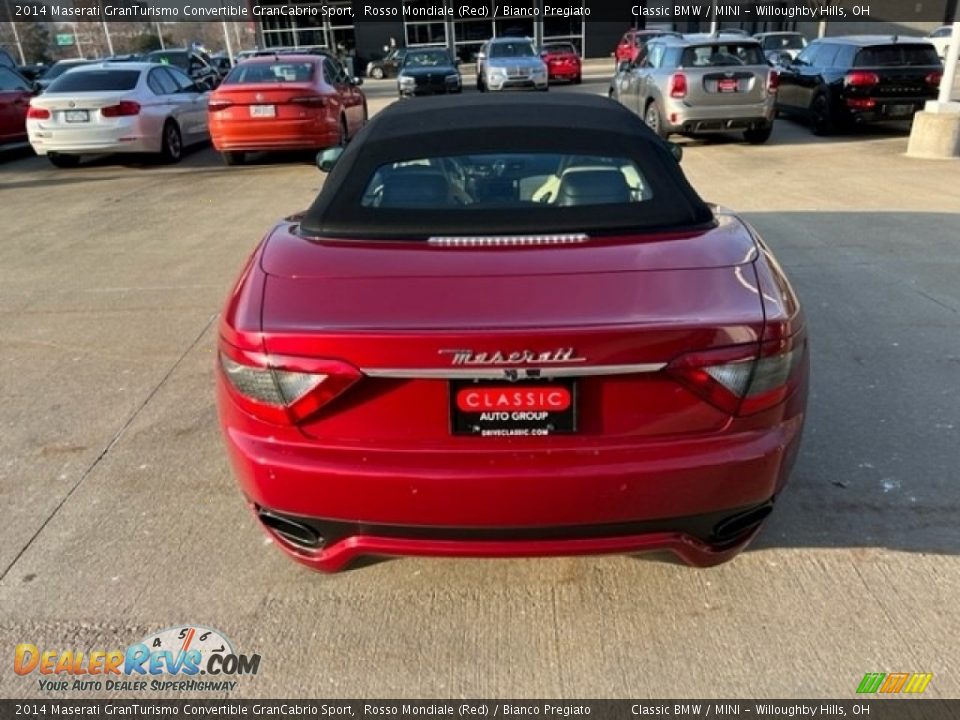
[609,33,944,143]
[15,50,366,168]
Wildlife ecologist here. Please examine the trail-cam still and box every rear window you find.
[544,43,576,54]
[223,62,315,84]
[681,43,766,67]
[361,153,653,210]
[854,44,940,67]
[47,70,141,93]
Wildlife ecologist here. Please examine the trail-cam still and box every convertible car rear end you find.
[217,95,808,572]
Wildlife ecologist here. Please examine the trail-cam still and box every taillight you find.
[669,72,688,98]
[208,98,234,112]
[666,335,807,416]
[925,71,943,87]
[767,69,780,94]
[101,101,140,117]
[290,95,327,108]
[27,106,50,119]
[844,71,879,87]
[218,343,361,425]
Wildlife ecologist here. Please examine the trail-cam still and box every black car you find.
[35,59,95,92]
[366,48,407,79]
[144,49,220,90]
[17,63,49,81]
[397,48,461,97]
[776,36,943,135]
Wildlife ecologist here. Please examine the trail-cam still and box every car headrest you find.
[380,170,449,208]
[555,168,631,207]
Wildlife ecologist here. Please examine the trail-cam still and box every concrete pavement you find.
[0,79,958,699]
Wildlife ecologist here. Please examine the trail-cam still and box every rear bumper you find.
[210,118,339,151]
[219,377,805,570]
[27,119,157,155]
[663,99,776,134]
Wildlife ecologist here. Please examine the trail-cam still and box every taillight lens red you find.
[669,72,688,98]
[101,101,141,117]
[767,70,780,93]
[218,343,361,425]
[27,106,50,119]
[926,71,943,87]
[666,334,807,417]
[290,95,327,108]
[844,71,880,87]
[208,98,234,112]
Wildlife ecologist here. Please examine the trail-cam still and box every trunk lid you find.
[256,214,767,443]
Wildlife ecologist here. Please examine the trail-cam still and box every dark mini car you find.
[776,36,943,135]
[397,48,461,97]
[216,94,808,573]
[366,48,407,80]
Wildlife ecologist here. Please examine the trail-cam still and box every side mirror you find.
[350,76,363,86]
[316,146,344,173]
[667,142,683,163]
[32,81,41,94]
[617,61,631,74]
[454,58,461,66]
[476,52,486,61]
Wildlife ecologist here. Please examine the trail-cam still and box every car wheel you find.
[644,101,668,139]
[370,67,384,80]
[222,151,245,166]
[160,120,183,163]
[47,153,80,169]
[477,75,486,92]
[743,125,773,145]
[574,74,582,85]
[810,94,834,136]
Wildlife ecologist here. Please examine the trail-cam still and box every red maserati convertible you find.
[217,94,808,572]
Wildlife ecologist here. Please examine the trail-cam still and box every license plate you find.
[884,104,915,117]
[64,110,89,123]
[717,79,739,93]
[249,105,276,118]
[449,379,577,437]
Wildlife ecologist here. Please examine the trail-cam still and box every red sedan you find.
[0,66,34,151]
[614,29,682,68]
[217,94,808,572]
[208,54,367,165]
[540,42,582,84]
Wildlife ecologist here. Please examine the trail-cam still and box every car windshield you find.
[47,69,141,93]
[361,153,653,210]
[855,44,940,67]
[403,51,451,68]
[489,42,536,58]
[42,62,89,81]
[681,43,766,67]
[544,44,576,54]
[224,62,314,83]
[763,35,806,50]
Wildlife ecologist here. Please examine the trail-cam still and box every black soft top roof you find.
[300,94,714,239]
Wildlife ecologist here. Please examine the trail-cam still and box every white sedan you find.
[27,62,210,167]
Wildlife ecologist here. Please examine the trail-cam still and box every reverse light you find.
[669,72,688,98]
[27,106,50,119]
[218,343,361,424]
[844,71,879,87]
[100,101,141,117]
[667,335,807,416]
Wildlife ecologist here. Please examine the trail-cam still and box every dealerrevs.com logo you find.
[14,625,260,693]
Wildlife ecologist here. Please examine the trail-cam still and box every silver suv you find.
[610,34,777,144]
[477,37,548,92]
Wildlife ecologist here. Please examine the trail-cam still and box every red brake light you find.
[767,70,780,93]
[290,95,327,108]
[208,98,233,112]
[101,101,140,117]
[925,71,943,87]
[218,342,361,425]
[27,106,50,119]
[844,71,879,87]
[666,335,807,417]
[669,72,688,98]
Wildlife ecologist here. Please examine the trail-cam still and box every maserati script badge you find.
[439,348,586,366]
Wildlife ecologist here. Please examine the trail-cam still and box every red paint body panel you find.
[543,51,581,81]
[208,56,366,152]
[217,210,809,571]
